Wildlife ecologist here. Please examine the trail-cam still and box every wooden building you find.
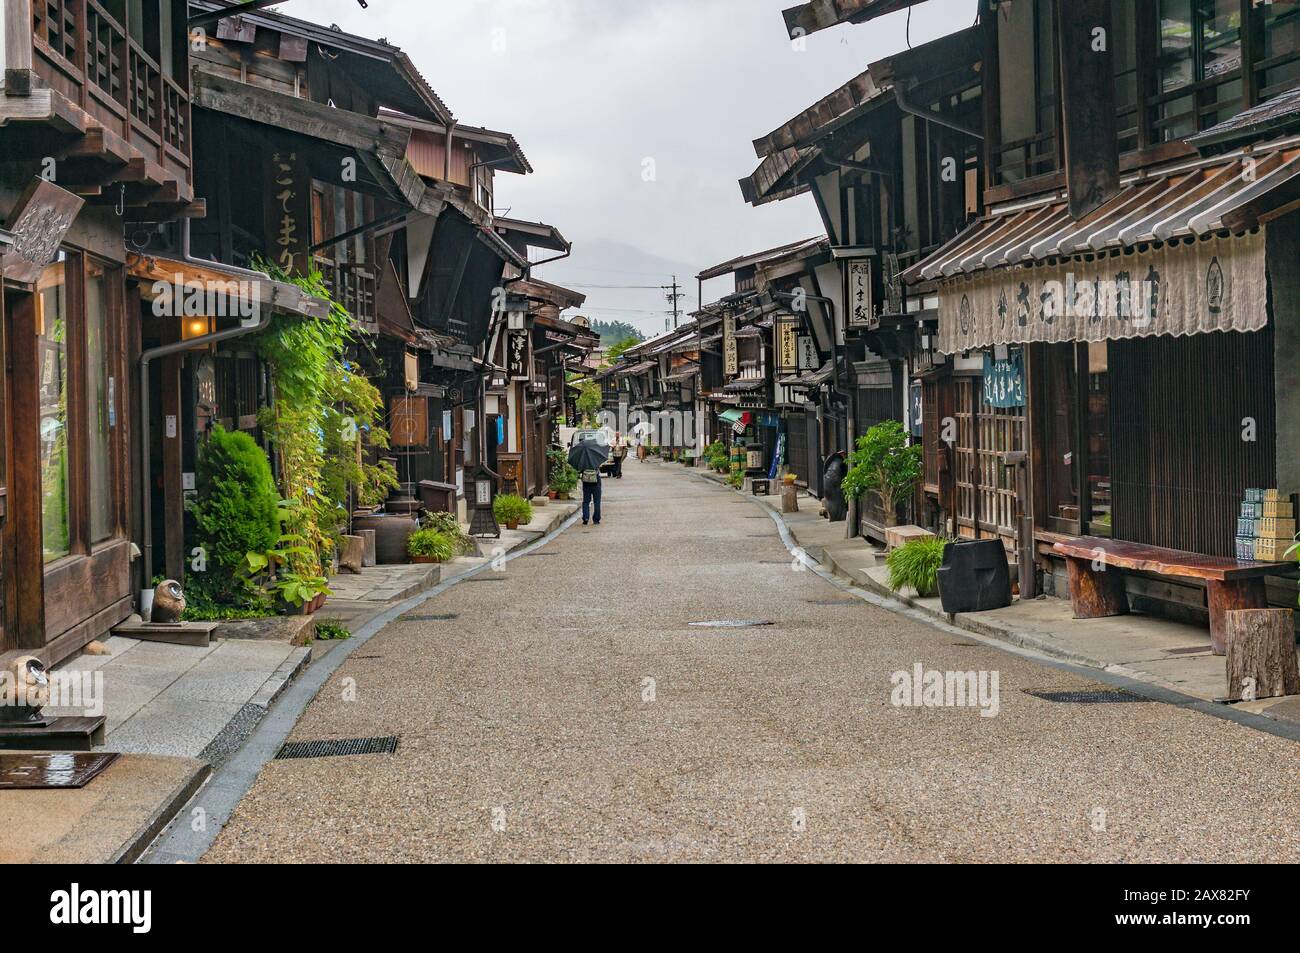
[740,26,983,540]
[789,0,1300,621]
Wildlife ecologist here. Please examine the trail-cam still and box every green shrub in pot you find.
[885,537,948,597]
[493,494,533,528]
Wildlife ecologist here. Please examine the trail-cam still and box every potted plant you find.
[840,420,923,527]
[885,537,948,597]
[493,493,533,530]
[549,462,579,501]
[408,527,457,564]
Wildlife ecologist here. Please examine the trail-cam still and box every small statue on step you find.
[0,655,50,723]
[151,580,187,624]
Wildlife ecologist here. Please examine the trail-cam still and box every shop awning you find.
[778,361,834,389]
[127,253,331,319]
[904,145,1300,353]
[664,362,700,382]
[618,360,657,376]
[723,378,766,393]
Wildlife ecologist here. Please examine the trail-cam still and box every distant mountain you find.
[589,320,644,344]
[532,238,703,339]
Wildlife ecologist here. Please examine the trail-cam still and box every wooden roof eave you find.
[192,70,429,212]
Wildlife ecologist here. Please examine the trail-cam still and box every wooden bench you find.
[1052,536,1292,656]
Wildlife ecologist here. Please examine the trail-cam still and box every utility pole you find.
[663,275,684,329]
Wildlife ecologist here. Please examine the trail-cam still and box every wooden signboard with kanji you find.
[0,179,83,285]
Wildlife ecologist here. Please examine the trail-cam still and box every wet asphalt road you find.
[205,462,1300,862]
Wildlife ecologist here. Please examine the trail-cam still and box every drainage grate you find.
[467,576,507,583]
[517,552,561,557]
[1024,689,1147,704]
[1163,645,1212,655]
[275,736,399,760]
[403,613,459,622]
[805,597,860,606]
[689,619,775,628]
[350,655,383,660]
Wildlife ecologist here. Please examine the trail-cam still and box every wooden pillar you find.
[160,353,184,582]
[1064,556,1129,619]
[1207,577,1269,656]
[7,291,45,649]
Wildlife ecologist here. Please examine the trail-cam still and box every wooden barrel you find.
[352,514,417,564]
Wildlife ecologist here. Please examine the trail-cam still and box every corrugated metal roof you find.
[903,145,1300,283]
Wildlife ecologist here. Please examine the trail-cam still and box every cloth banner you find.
[936,229,1266,354]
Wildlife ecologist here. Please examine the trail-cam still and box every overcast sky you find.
[305,0,976,336]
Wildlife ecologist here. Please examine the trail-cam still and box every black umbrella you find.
[568,439,608,472]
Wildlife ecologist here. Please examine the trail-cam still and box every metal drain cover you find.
[689,619,775,628]
[1024,689,1147,704]
[0,752,119,789]
[467,576,507,583]
[275,736,399,760]
[805,598,859,606]
[403,613,459,622]
[1163,645,1212,655]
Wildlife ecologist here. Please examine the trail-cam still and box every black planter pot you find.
[935,539,1012,614]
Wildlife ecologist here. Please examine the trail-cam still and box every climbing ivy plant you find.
[251,259,395,572]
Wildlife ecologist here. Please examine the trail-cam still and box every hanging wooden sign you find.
[390,396,428,447]
[0,179,83,285]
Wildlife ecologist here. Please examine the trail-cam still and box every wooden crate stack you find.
[1237,489,1295,561]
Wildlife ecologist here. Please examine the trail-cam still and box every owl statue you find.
[1,655,50,720]
[151,579,187,624]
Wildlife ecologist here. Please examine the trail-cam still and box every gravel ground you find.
[204,462,1300,863]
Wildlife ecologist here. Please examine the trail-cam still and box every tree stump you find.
[781,483,799,514]
[359,529,377,567]
[338,535,365,574]
[1224,608,1300,701]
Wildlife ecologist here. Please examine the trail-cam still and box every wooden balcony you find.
[2,0,193,213]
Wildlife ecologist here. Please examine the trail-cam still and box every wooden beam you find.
[1057,0,1119,219]
[3,0,34,94]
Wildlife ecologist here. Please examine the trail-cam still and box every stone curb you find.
[109,760,211,865]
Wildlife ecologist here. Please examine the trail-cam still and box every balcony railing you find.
[315,258,377,330]
[21,0,191,175]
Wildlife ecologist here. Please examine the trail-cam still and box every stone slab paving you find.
[204,462,1300,863]
[46,635,308,760]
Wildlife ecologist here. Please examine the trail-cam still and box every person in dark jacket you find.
[581,467,602,525]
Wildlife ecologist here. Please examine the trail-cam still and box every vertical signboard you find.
[267,151,311,275]
[723,313,738,375]
[847,259,875,329]
[775,316,798,373]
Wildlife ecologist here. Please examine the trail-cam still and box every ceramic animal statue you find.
[152,579,187,623]
[1,655,50,716]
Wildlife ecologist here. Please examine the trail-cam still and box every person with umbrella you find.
[568,436,608,525]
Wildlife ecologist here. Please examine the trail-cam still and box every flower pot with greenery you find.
[548,458,579,501]
[885,537,948,597]
[493,493,533,530]
[840,420,923,527]
[408,527,457,564]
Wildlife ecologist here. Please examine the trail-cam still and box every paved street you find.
[206,463,1300,863]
